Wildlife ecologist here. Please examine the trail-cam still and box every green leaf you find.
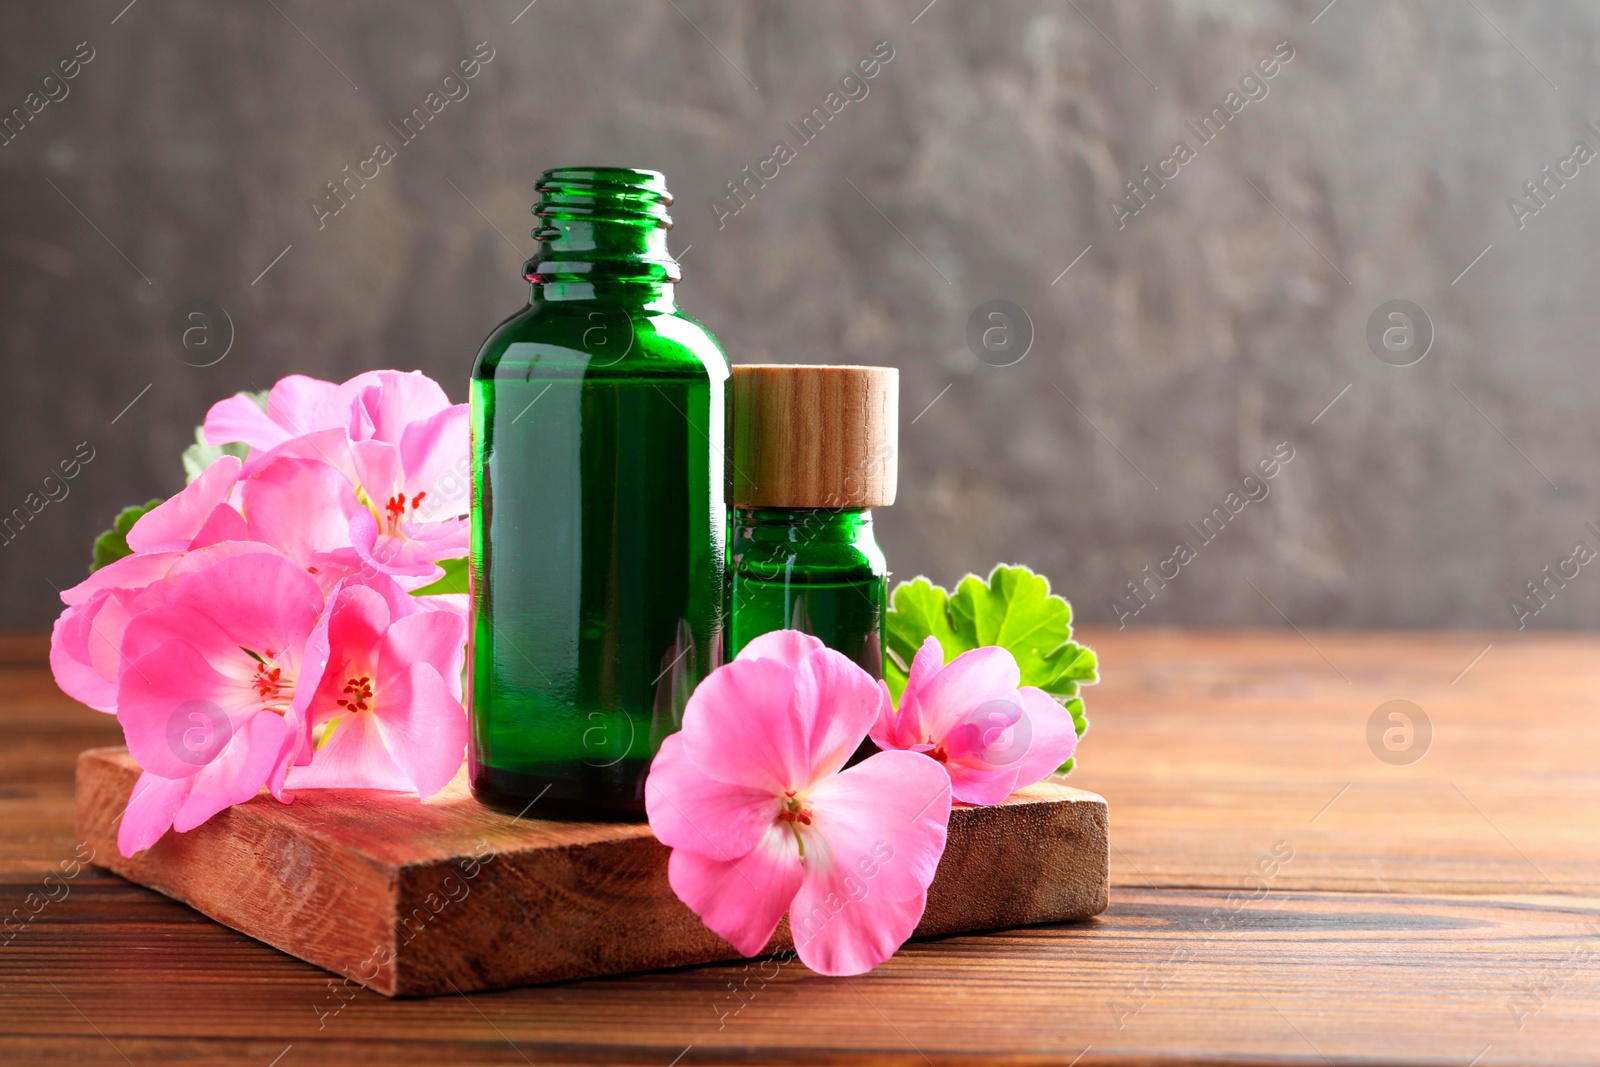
[181,424,251,484]
[950,565,1098,701]
[409,556,469,596]
[884,577,963,702]
[884,563,1098,774]
[90,499,164,572]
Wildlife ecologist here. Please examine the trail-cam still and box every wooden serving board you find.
[74,747,1108,997]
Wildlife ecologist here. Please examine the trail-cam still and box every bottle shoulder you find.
[730,527,888,581]
[473,301,729,383]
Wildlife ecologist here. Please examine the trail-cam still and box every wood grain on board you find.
[74,747,1108,996]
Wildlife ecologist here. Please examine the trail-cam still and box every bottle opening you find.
[526,167,680,285]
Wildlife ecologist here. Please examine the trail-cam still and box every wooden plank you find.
[73,747,1109,996]
[1070,628,1600,894]
[6,880,1597,1065]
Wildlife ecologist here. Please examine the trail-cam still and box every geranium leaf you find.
[181,424,252,484]
[950,565,1098,698]
[884,576,964,702]
[409,556,469,596]
[90,499,163,572]
[884,563,1098,771]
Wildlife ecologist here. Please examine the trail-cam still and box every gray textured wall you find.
[3,0,1598,632]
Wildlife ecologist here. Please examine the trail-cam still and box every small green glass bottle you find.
[726,365,898,678]
[469,168,727,820]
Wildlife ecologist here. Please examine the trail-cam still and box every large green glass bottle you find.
[469,167,727,820]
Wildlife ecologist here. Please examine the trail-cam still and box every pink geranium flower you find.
[286,576,467,797]
[203,370,454,456]
[237,456,365,591]
[645,630,952,976]
[113,551,331,856]
[49,455,258,713]
[870,636,1079,806]
[209,371,469,581]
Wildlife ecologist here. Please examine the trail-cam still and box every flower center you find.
[777,790,814,860]
[383,491,426,534]
[926,744,949,763]
[242,648,296,715]
[250,650,283,699]
[336,675,374,713]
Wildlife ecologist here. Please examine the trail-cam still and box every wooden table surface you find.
[3,628,1597,1066]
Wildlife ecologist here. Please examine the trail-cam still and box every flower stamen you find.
[250,651,283,700]
[776,791,813,860]
[335,675,373,713]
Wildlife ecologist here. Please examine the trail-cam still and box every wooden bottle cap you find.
[730,365,898,508]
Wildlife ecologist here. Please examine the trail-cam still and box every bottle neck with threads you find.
[524,167,680,310]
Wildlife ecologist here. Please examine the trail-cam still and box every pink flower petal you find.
[786,647,889,786]
[187,503,250,548]
[380,608,467,702]
[306,584,390,724]
[326,371,452,444]
[368,662,467,797]
[941,758,1022,806]
[667,823,803,957]
[266,375,338,438]
[241,457,360,568]
[163,551,324,662]
[205,394,290,451]
[237,427,355,483]
[902,635,946,704]
[791,887,927,977]
[735,630,825,669]
[117,635,247,779]
[125,455,242,553]
[59,550,180,606]
[786,750,950,975]
[872,635,944,750]
[398,404,469,503]
[49,593,120,712]
[900,644,1022,745]
[286,710,411,792]
[282,589,335,786]
[679,656,830,795]
[348,509,451,578]
[1005,685,1081,789]
[117,772,193,857]
[804,749,951,906]
[172,711,290,832]
[645,734,779,860]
